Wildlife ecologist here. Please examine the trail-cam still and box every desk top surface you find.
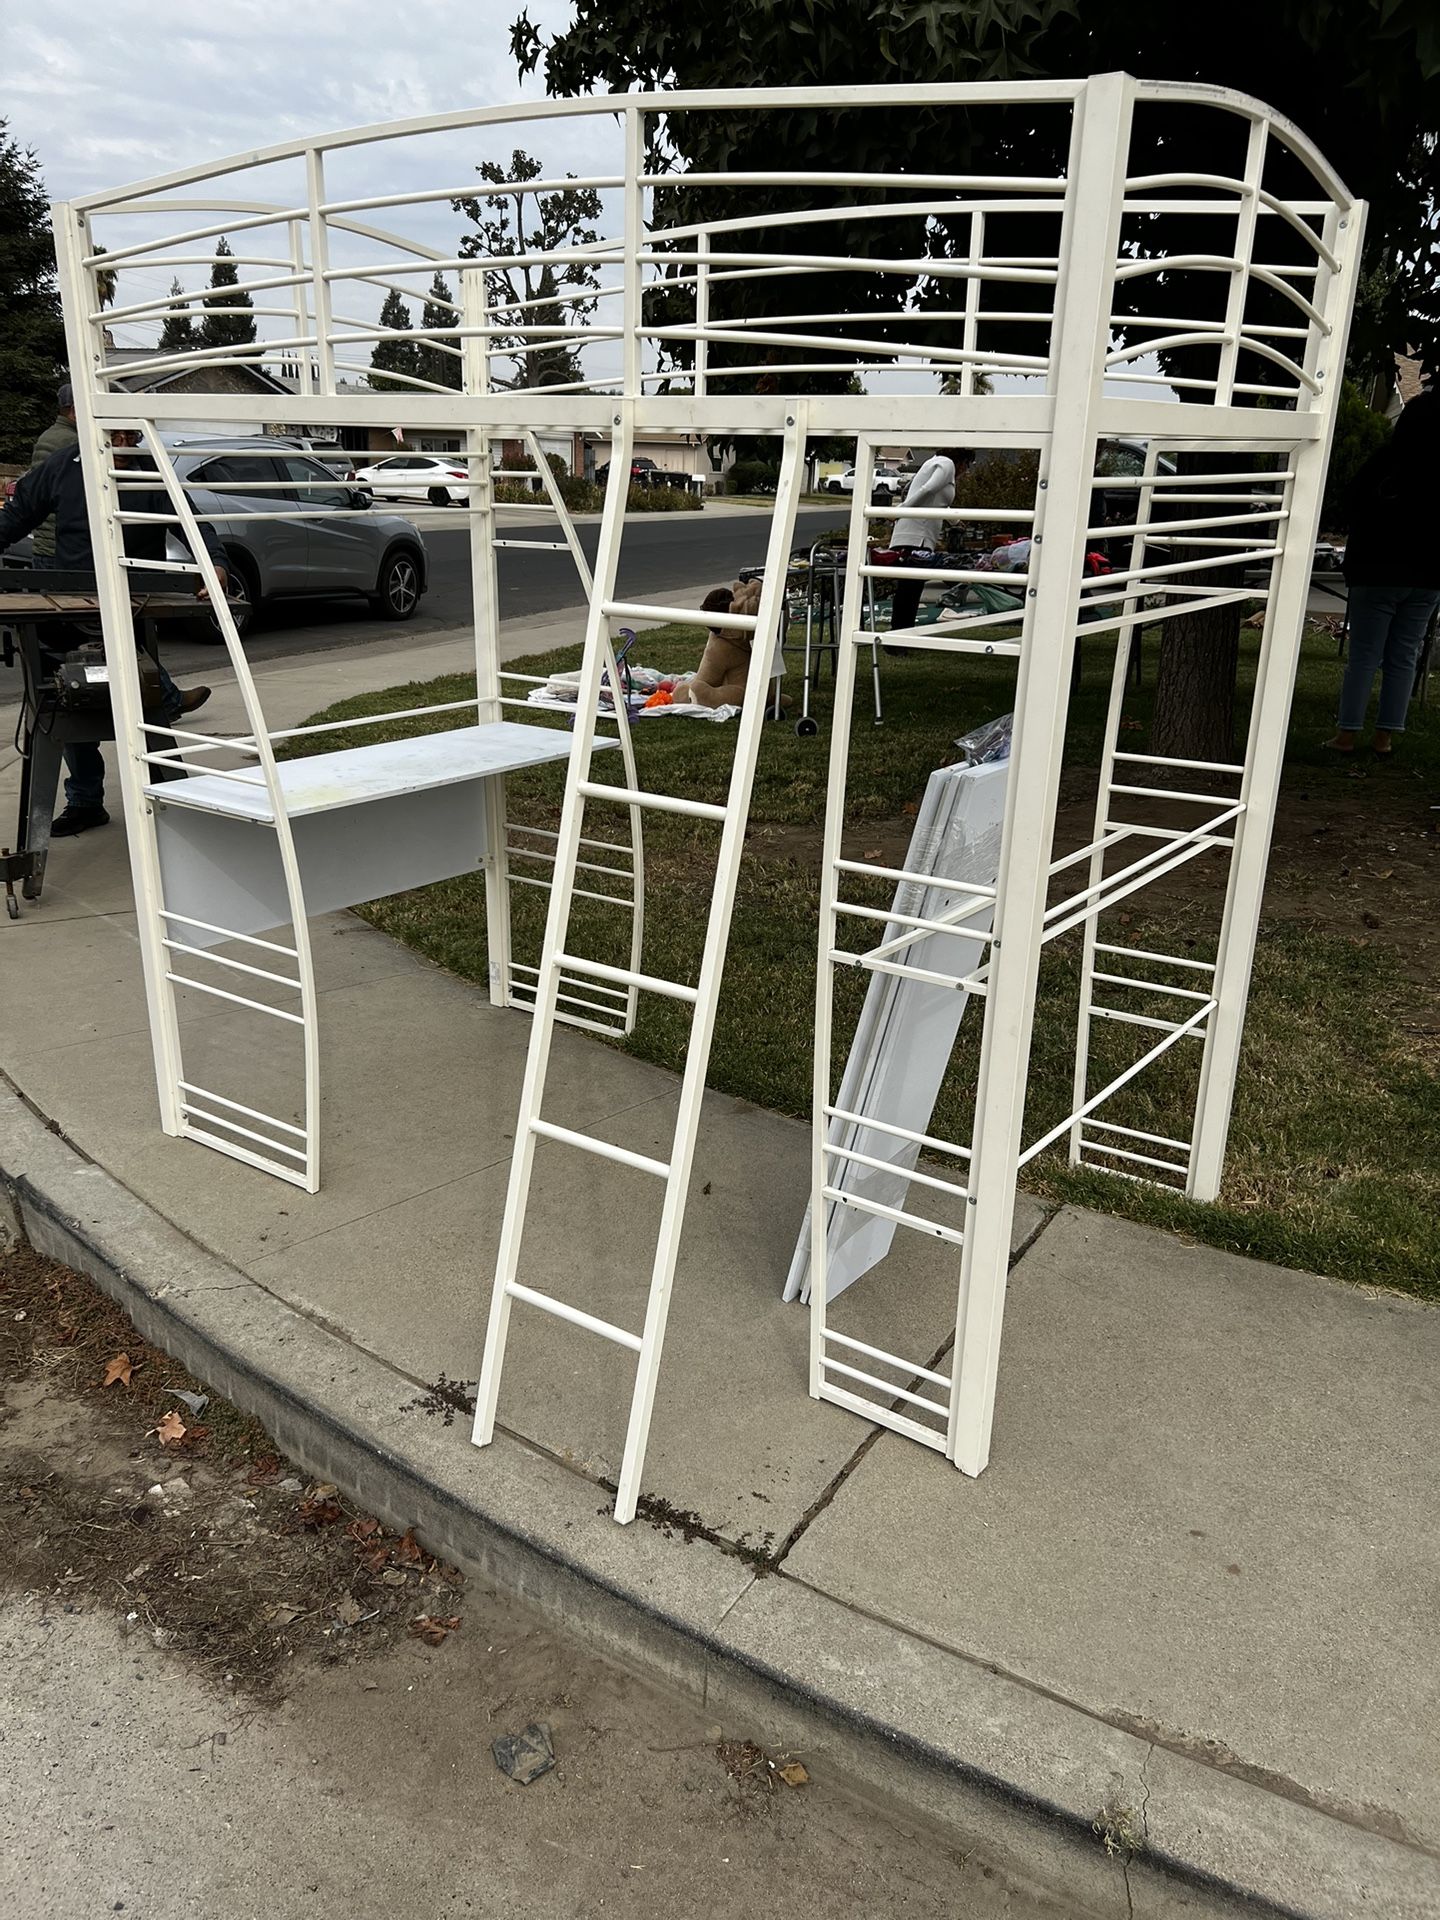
[145,720,615,824]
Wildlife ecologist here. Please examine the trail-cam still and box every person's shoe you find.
[177,685,212,716]
[50,806,110,838]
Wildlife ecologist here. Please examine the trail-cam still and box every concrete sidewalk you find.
[0,623,1435,1918]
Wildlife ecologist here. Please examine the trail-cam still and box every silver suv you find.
[164,437,428,638]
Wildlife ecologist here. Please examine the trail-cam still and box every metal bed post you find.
[947,71,1137,1477]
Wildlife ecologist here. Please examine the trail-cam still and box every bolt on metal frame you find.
[53,75,1359,1505]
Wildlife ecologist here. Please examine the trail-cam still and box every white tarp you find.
[785,757,1008,1306]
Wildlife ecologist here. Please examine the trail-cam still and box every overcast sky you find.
[5,0,574,204]
[4,11,1167,399]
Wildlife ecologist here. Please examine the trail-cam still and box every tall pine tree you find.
[419,272,462,390]
[158,277,199,353]
[369,287,422,391]
[0,120,66,461]
[199,236,256,351]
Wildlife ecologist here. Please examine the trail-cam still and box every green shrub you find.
[726,458,779,495]
[627,483,700,511]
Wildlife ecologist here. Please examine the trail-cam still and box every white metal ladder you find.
[473,406,807,1522]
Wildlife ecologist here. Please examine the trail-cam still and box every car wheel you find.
[370,548,422,620]
[826,480,842,494]
[427,485,451,507]
[204,551,257,642]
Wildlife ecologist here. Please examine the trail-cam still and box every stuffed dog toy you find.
[674,578,764,709]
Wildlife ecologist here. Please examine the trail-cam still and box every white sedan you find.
[822,464,907,500]
[349,453,472,507]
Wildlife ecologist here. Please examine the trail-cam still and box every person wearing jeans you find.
[1328,388,1440,757]
[0,431,223,833]
[1335,585,1440,749]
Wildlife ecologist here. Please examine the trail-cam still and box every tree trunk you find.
[1150,598,1241,764]
[1148,447,1247,764]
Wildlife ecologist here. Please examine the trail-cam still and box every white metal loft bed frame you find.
[56,73,1360,1519]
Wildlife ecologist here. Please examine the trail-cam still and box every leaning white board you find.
[785,758,1008,1306]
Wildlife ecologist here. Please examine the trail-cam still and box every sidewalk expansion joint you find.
[772,1202,1064,1568]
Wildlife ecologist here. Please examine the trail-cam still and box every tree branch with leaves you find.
[452,149,602,389]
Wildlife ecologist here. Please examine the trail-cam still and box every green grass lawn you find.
[294,614,1440,1299]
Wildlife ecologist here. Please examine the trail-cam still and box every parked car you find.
[823,464,907,501]
[595,455,691,490]
[348,452,472,507]
[162,437,428,638]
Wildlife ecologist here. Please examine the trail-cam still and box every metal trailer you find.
[54,74,1360,1517]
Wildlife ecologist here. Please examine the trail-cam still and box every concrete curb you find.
[2,1081,1434,1920]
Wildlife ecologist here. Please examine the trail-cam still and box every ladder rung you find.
[578,781,728,823]
[822,1184,966,1246]
[504,1281,643,1352]
[602,599,758,631]
[555,952,699,1003]
[493,538,569,550]
[530,1118,671,1179]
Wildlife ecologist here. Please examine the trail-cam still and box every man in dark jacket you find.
[28,382,79,561]
[0,431,225,835]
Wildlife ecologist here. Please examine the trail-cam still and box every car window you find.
[191,455,289,496]
[276,455,351,509]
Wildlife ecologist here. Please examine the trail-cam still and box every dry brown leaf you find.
[152,1410,187,1446]
[777,1761,809,1788]
[394,1528,425,1566]
[347,1517,379,1542]
[295,1497,343,1529]
[409,1614,460,1647]
[102,1353,136,1389]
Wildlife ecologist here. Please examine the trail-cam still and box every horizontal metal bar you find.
[824,1105,972,1161]
[161,938,303,992]
[178,1101,309,1162]
[160,912,299,957]
[830,949,988,994]
[175,1078,308,1138]
[504,1281,643,1353]
[821,1185,966,1246]
[820,1355,951,1416]
[1079,1137,1190,1177]
[510,874,633,911]
[1109,781,1250,808]
[815,1381,948,1452]
[834,897,994,941]
[554,952,698,1004]
[1090,970,1215,1003]
[864,628,1023,658]
[826,1140,969,1198]
[821,1327,953,1388]
[1090,1004,1210,1035]
[602,598,758,632]
[164,972,306,1023]
[833,858,996,899]
[1092,942,1216,975]
[530,1118,670,1180]
[1111,751,1246,776]
[508,845,635,882]
[1081,1119,1191,1152]
[511,960,630,1003]
[578,782,727,823]
[265,698,480,743]
[511,981,633,1023]
[179,1123,311,1191]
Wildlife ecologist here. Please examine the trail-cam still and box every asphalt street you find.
[7,505,843,688]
